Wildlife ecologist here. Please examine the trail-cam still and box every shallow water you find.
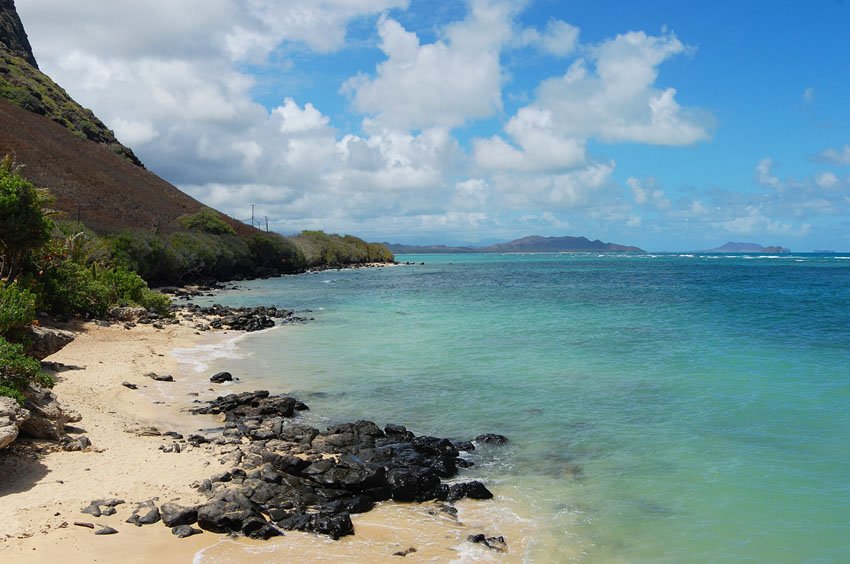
[191,253,850,562]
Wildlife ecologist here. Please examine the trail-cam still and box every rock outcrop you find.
[25,325,75,360]
[0,396,30,449]
[20,385,81,440]
[186,391,500,540]
[0,0,37,67]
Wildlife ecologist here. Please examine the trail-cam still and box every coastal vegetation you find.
[0,160,165,401]
[0,157,393,402]
[293,230,394,267]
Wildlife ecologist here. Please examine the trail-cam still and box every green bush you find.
[0,156,54,281]
[109,230,171,283]
[291,231,394,267]
[0,337,53,403]
[178,209,236,235]
[247,235,305,272]
[0,282,36,340]
[98,266,171,314]
[34,261,170,318]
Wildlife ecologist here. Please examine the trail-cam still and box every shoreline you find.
[0,318,527,562]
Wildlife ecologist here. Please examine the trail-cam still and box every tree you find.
[0,156,53,281]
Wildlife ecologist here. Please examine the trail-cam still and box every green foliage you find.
[0,281,36,340]
[0,337,53,403]
[166,231,253,281]
[34,260,170,317]
[0,156,54,280]
[109,230,170,283]
[178,209,236,235]
[108,229,307,284]
[292,231,394,267]
[247,235,305,272]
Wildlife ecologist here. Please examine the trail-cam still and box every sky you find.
[15,0,850,250]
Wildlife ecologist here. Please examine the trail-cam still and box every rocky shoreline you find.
[82,389,509,546]
[2,299,513,558]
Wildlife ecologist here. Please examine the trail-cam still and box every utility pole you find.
[265,216,269,232]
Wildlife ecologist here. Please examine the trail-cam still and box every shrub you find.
[109,230,171,283]
[0,156,54,280]
[247,235,305,272]
[0,337,53,403]
[35,261,170,317]
[98,266,171,315]
[178,209,236,235]
[37,260,110,317]
[0,282,36,340]
[291,231,394,267]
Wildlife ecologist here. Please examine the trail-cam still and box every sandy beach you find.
[0,320,527,563]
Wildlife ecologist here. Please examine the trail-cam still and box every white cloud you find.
[274,98,330,133]
[627,177,670,209]
[518,19,580,56]
[343,0,516,130]
[817,144,850,166]
[722,207,811,237]
[111,118,159,146]
[474,29,710,174]
[815,171,839,189]
[488,161,616,211]
[14,0,728,245]
[451,178,490,209]
[755,157,783,189]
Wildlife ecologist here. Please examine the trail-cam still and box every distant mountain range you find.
[387,235,644,254]
[706,242,790,253]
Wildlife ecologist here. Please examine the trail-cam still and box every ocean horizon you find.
[185,252,850,562]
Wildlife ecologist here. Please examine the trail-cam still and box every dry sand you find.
[0,321,528,563]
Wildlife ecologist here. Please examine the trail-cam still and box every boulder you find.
[25,326,75,360]
[126,500,161,526]
[210,371,233,384]
[108,307,148,321]
[0,397,30,449]
[20,386,81,440]
[474,433,509,445]
[160,503,198,527]
[172,525,203,538]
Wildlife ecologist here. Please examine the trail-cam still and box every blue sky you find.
[18,0,850,250]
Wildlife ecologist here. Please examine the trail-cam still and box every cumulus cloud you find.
[16,0,724,244]
[475,30,711,174]
[343,0,517,129]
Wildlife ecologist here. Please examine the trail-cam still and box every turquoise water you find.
[195,253,850,562]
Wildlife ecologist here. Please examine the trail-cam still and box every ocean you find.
[186,253,850,562]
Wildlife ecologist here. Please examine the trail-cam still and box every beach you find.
[0,318,526,563]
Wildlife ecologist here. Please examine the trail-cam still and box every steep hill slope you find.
[0,0,36,67]
[0,98,259,236]
[0,0,141,166]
